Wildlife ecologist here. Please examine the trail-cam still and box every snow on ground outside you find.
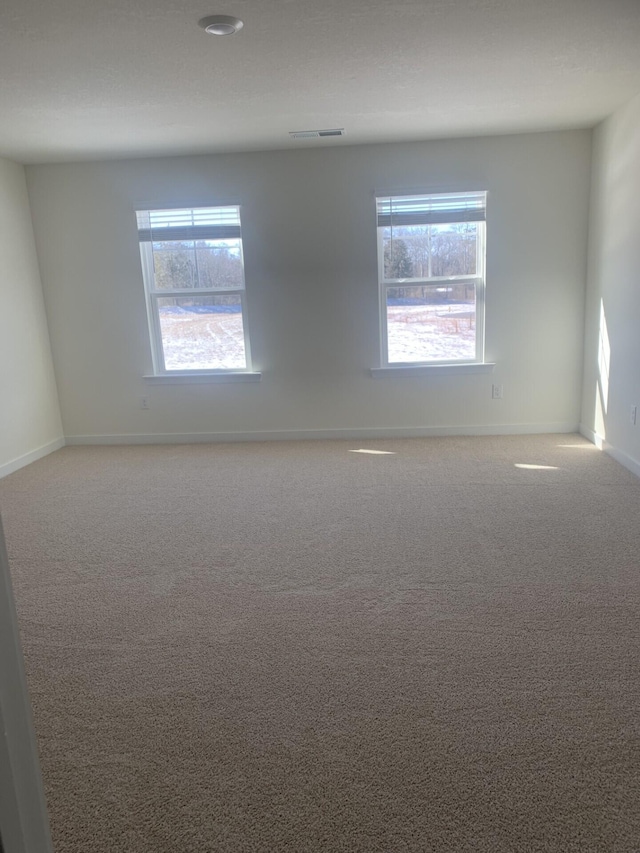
[387,303,475,362]
[159,309,246,370]
[158,303,475,370]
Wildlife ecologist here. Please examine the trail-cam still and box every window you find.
[376,191,487,366]
[137,206,252,373]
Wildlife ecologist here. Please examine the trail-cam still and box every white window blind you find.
[137,206,242,243]
[376,191,487,227]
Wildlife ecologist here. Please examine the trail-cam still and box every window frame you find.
[376,191,487,369]
[137,205,253,376]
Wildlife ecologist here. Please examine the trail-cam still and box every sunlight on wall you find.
[595,299,611,439]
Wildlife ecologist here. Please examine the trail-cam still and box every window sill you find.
[144,372,262,385]
[370,363,495,378]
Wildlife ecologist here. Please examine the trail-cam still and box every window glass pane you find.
[157,295,247,370]
[386,284,476,363]
[195,239,245,289]
[430,223,477,277]
[151,239,245,290]
[382,223,478,280]
[152,243,197,289]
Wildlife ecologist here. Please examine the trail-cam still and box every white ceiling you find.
[2,0,640,164]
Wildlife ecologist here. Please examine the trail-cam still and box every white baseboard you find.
[0,438,66,480]
[606,444,640,479]
[65,422,579,446]
[579,423,640,479]
[579,424,601,446]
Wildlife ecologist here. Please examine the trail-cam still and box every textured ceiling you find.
[1,0,640,164]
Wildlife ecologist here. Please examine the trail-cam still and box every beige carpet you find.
[1,434,639,852]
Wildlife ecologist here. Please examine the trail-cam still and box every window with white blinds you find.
[136,206,253,373]
[376,191,487,366]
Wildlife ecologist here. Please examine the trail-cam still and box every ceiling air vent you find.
[289,128,346,140]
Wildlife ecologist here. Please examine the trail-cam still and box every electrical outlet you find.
[492,384,503,400]
[140,396,150,410]
[631,406,637,426]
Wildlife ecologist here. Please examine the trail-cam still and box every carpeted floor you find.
[1,434,639,852]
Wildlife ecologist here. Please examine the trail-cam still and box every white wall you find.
[26,131,591,442]
[581,93,640,475]
[0,158,63,476]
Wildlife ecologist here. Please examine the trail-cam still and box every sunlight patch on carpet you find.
[349,449,396,455]
[514,463,559,470]
[557,444,597,450]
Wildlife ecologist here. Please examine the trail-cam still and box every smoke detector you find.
[199,15,244,35]
[289,128,346,140]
